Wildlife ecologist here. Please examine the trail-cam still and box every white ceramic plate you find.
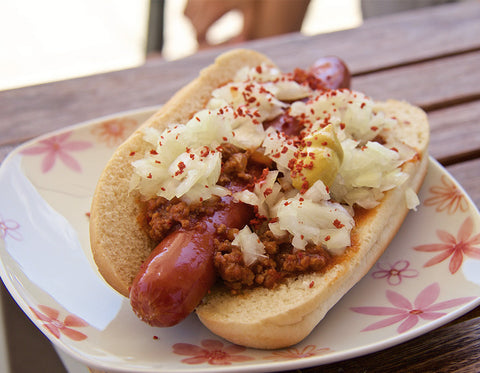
[1,108,479,373]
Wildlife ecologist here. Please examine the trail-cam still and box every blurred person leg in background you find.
[184,0,311,50]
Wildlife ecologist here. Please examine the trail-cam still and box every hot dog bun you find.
[90,49,429,349]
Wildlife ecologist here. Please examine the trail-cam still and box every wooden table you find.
[1,1,480,372]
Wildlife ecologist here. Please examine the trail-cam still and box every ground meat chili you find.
[138,64,351,293]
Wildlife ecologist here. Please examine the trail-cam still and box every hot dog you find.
[127,64,346,327]
[90,49,429,349]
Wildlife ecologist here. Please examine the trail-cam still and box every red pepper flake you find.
[300,235,305,240]
[200,146,210,157]
[281,146,289,154]
[222,136,228,141]
[150,149,158,155]
[360,102,366,109]
[129,151,136,156]
[309,281,315,288]
[305,161,314,169]
[340,122,346,130]
[300,180,309,194]
[189,153,195,160]
[195,116,201,121]
[263,187,273,197]
[85,212,91,218]
[288,158,297,170]
[324,235,331,241]
[174,162,186,176]
[333,219,345,229]
[161,187,166,191]
[255,65,262,74]
[155,160,161,164]
[147,173,152,179]
[153,336,159,340]
[390,147,399,152]
[284,201,292,206]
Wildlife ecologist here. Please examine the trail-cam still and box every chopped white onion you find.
[272,194,354,254]
[232,226,266,266]
[405,187,420,211]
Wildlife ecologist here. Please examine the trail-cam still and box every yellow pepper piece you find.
[291,124,343,191]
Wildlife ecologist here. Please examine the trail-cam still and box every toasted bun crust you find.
[90,49,429,349]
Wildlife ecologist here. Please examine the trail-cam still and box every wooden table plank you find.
[353,51,480,110]
[427,100,480,165]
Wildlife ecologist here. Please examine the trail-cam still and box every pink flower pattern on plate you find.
[91,117,137,147]
[414,217,480,274]
[0,215,22,241]
[21,131,92,173]
[263,345,330,361]
[424,174,468,214]
[371,260,418,285]
[172,339,255,365]
[31,305,88,341]
[351,283,476,333]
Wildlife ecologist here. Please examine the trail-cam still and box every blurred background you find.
[0,0,465,91]
[0,0,362,91]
